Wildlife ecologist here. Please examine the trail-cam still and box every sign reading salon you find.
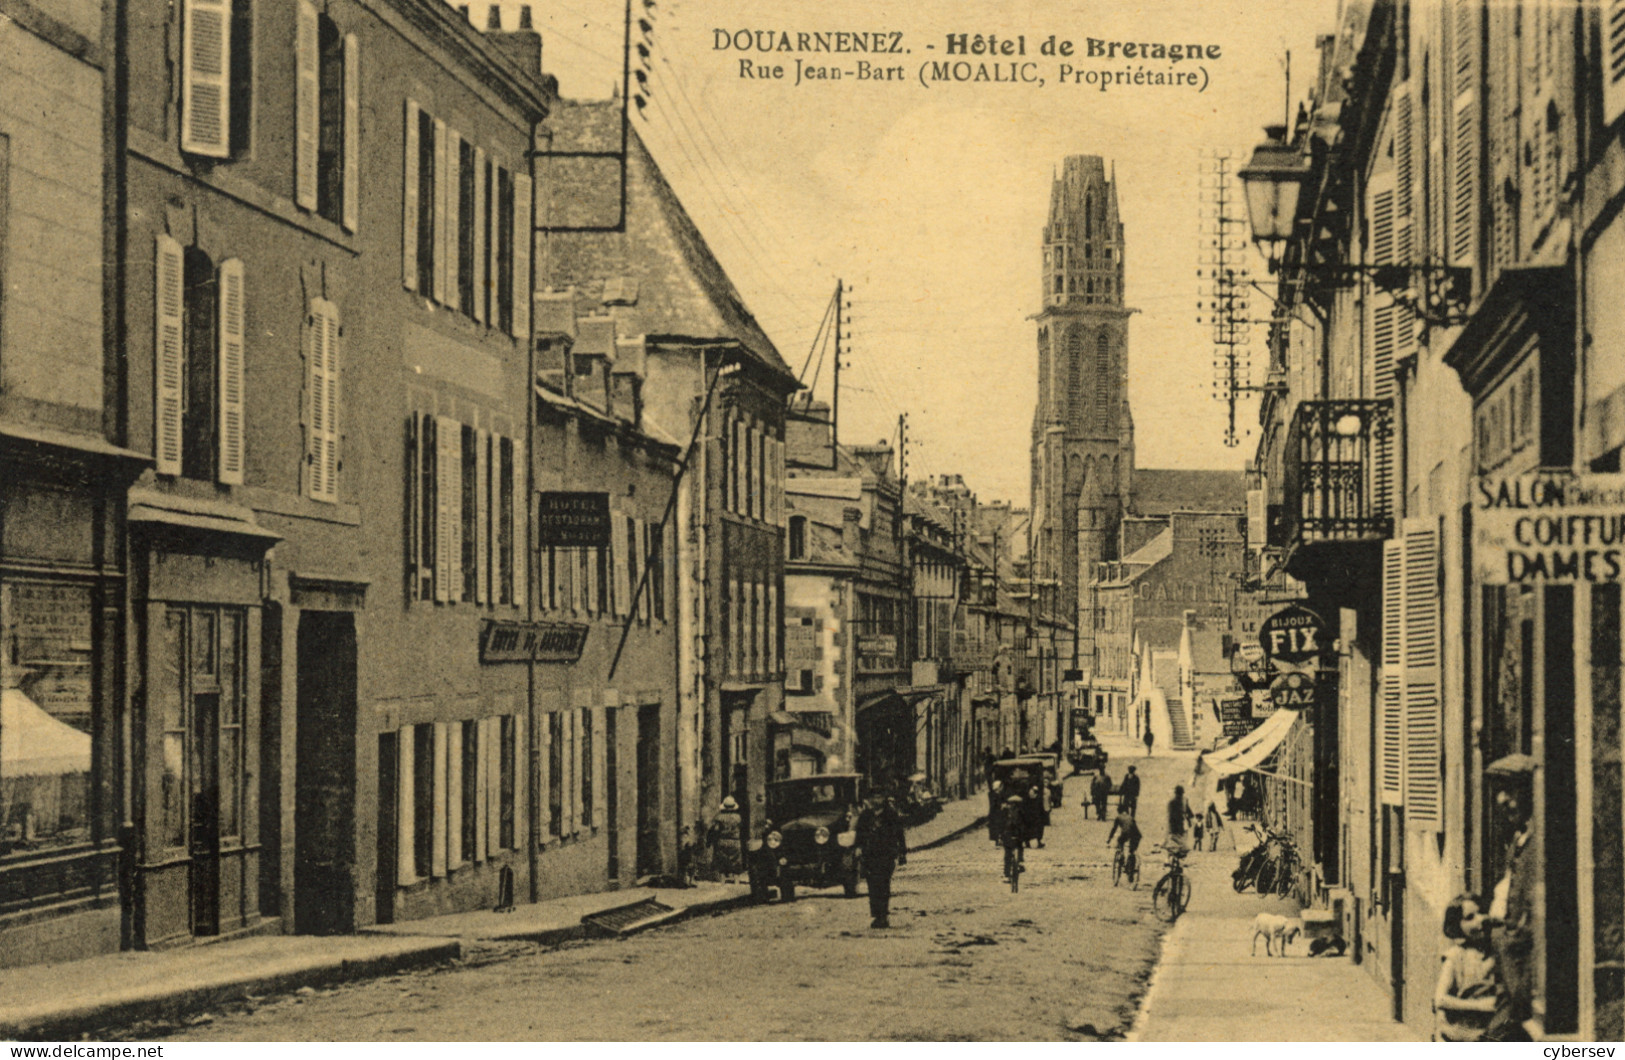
[1474,471,1625,584]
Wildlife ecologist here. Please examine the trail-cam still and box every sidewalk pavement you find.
[1129,821,1426,1042]
[0,794,988,1040]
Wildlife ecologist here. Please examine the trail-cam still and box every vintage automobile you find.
[747,774,865,902]
[987,758,1050,844]
[1068,731,1109,774]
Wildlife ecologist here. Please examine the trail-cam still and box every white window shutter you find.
[483,716,500,854]
[1607,0,1625,127]
[447,421,463,599]
[342,34,360,231]
[402,100,419,291]
[1380,539,1404,805]
[563,709,577,833]
[446,129,462,313]
[154,234,185,475]
[181,0,231,157]
[476,428,490,605]
[512,172,532,341]
[511,442,526,610]
[592,705,606,829]
[446,721,463,866]
[430,722,448,877]
[472,147,487,324]
[323,307,340,500]
[1448,0,1479,270]
[433,117,448,302]
[305,301,329,499]
[397,727,417,883]
[435,415,456,602]
[1403,521,1443,828]
[638,520,651,622]
[216,258,246,484]
[512,712,525,846]
[768,581,777,670]
[609,507,624,616]
[538,714,553,841]
[294,0,319,211]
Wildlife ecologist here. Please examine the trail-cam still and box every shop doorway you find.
[294,612,357,934]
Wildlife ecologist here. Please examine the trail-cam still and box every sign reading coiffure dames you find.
[1475,472,1625,584]
[536,492,611,548]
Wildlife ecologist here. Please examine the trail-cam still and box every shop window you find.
[0,583,96,856]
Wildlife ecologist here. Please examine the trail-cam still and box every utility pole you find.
[833,279,844,451]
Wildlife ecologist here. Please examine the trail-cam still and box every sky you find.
[470,0,1341,505]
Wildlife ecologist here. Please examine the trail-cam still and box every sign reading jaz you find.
[1259,605,1328,665]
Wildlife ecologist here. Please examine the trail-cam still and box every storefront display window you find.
[0,581,95,855]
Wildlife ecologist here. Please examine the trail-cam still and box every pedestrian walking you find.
[1165,784,1194,855]
[1118,765,1141,817]
[1089,768,1113,821]
[1204,800,1224,850]
[1433,893,1498,1041]
[708,797,743,881]
[1483,755,1538,1042]
[1143,726,1155,758]
[856,789,907,928]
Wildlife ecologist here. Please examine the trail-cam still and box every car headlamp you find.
[814,827,830,844]
[766,830,783,849]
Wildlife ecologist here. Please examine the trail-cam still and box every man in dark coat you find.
[1484,755,1539,1041]
[856,789,907,928]
[1118,765,1142,817]
[1090,768,1113,821]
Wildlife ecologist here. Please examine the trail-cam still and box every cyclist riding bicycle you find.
[1001,794,1027,880]
[1106,806,1143,877]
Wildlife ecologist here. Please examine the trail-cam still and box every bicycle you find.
[1111,843,1140,889]
[1152,845,1192,922]
[1003,843,1025,892]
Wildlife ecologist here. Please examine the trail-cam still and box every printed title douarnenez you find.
[711,30,1221,63]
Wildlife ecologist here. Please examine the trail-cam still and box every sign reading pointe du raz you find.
[1474,472,1625,584]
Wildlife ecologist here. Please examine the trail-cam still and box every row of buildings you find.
[0,0,1085,970]
[1233,0,1625,1040]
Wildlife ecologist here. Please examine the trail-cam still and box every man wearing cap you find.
[1483,754,1539,1041]
[856,788,907,928]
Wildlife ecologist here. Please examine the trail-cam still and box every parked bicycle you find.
[1152,844,1192,921]
[1255,831,1300,897]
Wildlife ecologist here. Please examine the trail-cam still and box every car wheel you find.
[781,882,797,902]
[749,874,769,903]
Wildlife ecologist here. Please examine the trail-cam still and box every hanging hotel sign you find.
[536,492,612,548]
[1474,472,1625,585]
[480,619,589,663]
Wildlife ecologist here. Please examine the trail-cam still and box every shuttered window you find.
[305,299,340,502]
[591,704,607,829]
[446,129,463,313]
[181,0,233,157]
[1447,0,1480,271]
[402,100,420,290]
[1380,540,1404,804]
[512,172,532,341]
[155,235,185,475]
[1607,0,1625,127]
[1402,521,1443,828]
[294,2,319,211]
[216,259,246,484]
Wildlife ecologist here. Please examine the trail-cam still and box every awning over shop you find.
[1197,707,1298,778]
[2,688,91,777]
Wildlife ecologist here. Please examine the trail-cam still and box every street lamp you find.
[1236,125,1471,327]
[1237,125,1306,265]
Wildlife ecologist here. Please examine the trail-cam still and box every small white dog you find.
[1250,912,1304,956]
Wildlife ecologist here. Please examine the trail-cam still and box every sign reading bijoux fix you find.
[1474,472,1625,584]
[1258,604,1327,665]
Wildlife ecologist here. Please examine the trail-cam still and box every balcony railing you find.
[1282,399,1394,546]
